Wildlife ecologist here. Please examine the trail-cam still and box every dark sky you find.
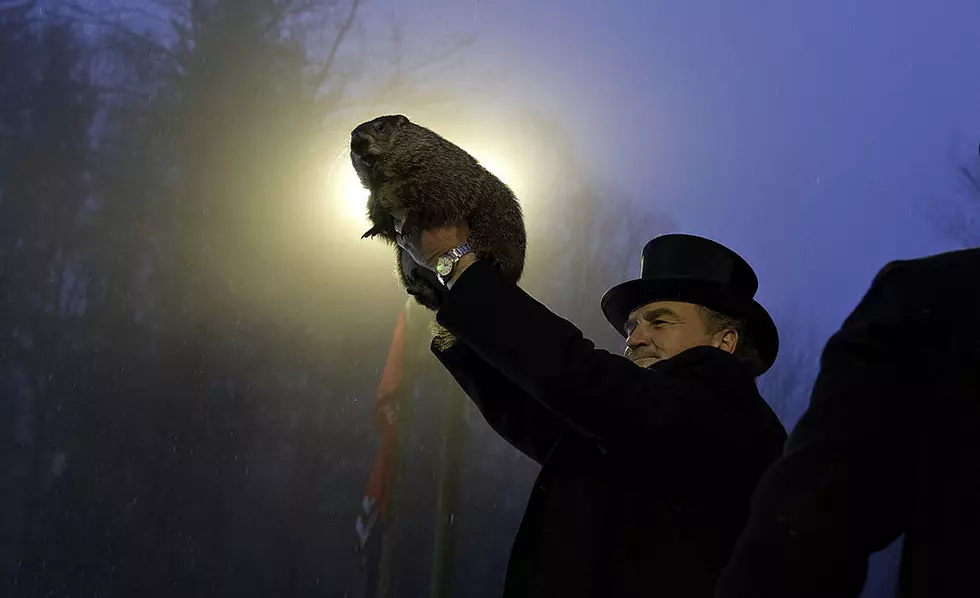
[381,0,980,342]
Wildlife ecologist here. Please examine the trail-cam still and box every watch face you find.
[436,255,453,276]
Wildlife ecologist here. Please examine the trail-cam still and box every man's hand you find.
[393,210,470,272]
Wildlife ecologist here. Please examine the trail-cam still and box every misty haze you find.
[1,0,979,597]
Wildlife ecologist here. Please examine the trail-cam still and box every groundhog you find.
[350,114,526,349]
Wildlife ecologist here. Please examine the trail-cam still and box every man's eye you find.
[650,319,667,326]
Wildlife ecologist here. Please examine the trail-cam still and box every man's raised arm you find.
[433,340,567,465]
[436,260,746,451]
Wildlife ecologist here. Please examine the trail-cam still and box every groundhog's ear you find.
[395,115,409,127]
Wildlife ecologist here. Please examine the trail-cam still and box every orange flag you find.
[356,300,410,550]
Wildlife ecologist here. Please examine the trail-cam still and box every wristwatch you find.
[435,243,473,286]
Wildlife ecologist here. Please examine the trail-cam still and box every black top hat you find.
[600,233,778,375]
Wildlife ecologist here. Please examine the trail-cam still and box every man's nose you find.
[350,131,370,157]
[626,328,649,350]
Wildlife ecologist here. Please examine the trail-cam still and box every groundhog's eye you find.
[373,122,386,133]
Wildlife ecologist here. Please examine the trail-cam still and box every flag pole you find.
[428,379,467,598]
[375,298,416,598]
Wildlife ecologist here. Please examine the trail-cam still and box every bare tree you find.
[510,113,676,350]
[61,0,473,116]
[945,151,980,247]
[930,143,980,248]
[754,309,822,430]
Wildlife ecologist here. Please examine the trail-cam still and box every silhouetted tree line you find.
[0,1,474,596]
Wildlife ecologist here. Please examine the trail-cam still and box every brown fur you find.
[351,114,527,349]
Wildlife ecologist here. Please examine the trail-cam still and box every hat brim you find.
[600,277,778,376]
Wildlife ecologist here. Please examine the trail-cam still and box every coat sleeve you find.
[435,260,741,451]
[432,339,567,465]
[715,260,929,598]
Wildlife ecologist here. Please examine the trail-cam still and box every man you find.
[394,222,787,597]
[714,247,980,598]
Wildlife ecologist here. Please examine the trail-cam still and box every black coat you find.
[715,247,980,598]
[431,260,787,598]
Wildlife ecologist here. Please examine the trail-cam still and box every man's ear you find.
[717,329,739,355]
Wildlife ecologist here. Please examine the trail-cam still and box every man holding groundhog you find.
[394,220,787,598]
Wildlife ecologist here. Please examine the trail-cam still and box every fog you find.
[2,0,978,596]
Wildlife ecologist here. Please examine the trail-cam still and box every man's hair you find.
[696,306,765,375]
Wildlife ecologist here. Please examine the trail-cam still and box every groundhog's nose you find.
[350,132,370,157]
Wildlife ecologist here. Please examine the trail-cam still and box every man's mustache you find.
[624,347,664,362]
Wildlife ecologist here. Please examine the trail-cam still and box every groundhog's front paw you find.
[362,224,398,242]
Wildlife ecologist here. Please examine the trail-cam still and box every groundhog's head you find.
[350,114,412,186]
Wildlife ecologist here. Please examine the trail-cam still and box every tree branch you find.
[0,0,36,18]
[83,82,152,99]
[398,34,477,78]
[310,0,360,92]
[957,163,980,198]
[60,5,183,67]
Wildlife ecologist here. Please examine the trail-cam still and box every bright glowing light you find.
[473,152,506,183]
[469,147,527,198]
[341,166,370,221]
[324,149,370,227]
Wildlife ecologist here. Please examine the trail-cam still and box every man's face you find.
[624,301,737,368]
